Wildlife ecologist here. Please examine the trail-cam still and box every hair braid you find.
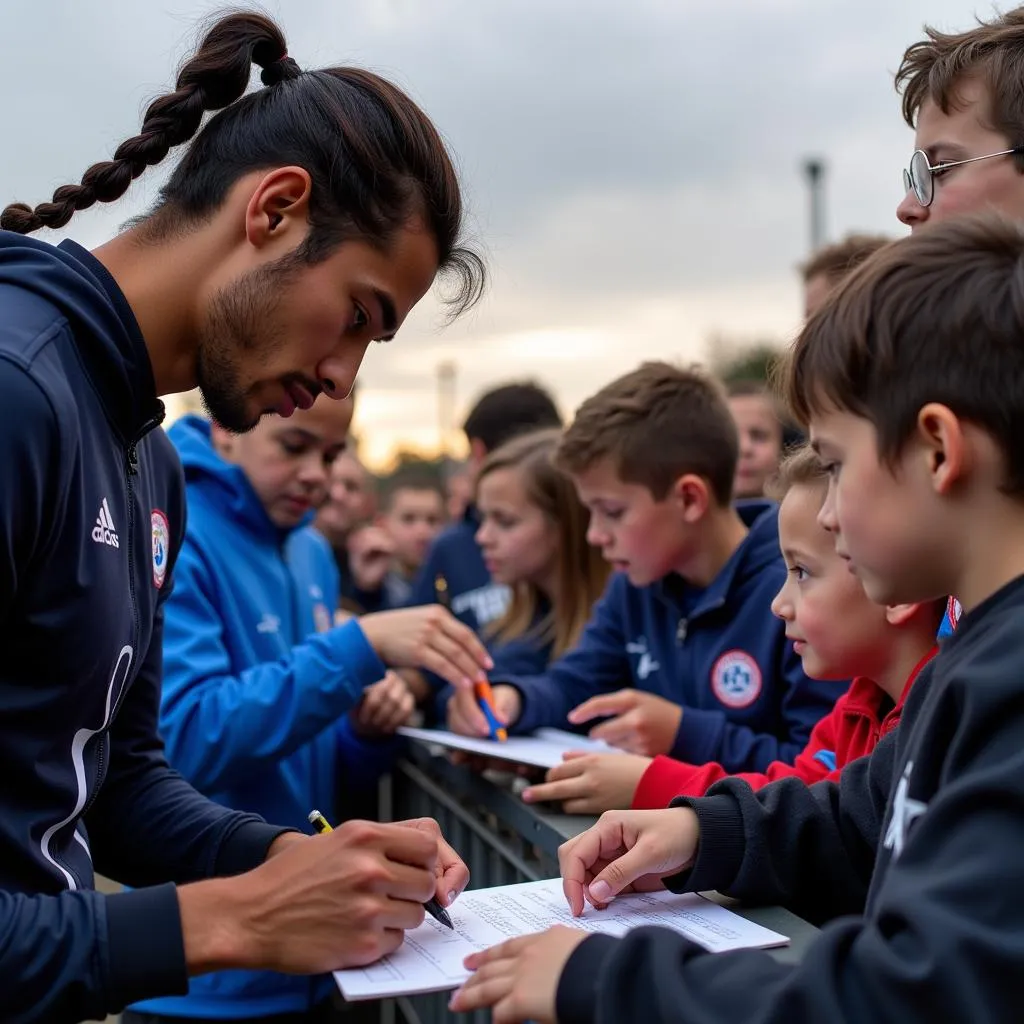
[1,12,289,233]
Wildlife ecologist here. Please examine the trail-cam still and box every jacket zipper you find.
[78,412,164,828]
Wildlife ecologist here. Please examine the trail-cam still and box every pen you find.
[307,810,453,930]
[436,574,507,743]
[474,678,508,742]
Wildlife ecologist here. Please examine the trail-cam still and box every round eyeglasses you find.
[903,147,1024,208]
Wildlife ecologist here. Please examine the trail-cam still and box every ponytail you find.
[2,14,296,234]
[2,9,483,315]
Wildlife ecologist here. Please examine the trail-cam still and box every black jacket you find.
[557,574,1024,1023]
[0,232,287,1023]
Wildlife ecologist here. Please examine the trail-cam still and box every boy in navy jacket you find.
[451,213,1024,1024]
[447,363,840,773]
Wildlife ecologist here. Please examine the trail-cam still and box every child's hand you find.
[359,606,493,691]
[351,672,415,737]
[521,752,652,813]
[446,683,521,737]
[567,690,683,756]
[347,525,395,591]
[449,925,586,1022]
[558,807,700,916]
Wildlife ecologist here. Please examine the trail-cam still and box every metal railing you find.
[376,744,595,1024]
[358,742,818,1023]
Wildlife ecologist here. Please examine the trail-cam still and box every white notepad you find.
[333,876,788,1001]
[397,725,621,769]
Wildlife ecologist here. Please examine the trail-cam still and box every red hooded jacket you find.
[631,648,937,809]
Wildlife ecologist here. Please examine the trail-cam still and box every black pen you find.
[308,810,453,930]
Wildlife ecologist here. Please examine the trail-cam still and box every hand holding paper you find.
[451,925,586,1021]
[332,877,787,1002]
[559,806,701,914]
[522,751,653,813]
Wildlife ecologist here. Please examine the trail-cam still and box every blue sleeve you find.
[334,716,404,793]
[0,885,192,1024]
[158,538,387,793]
[670,629,839,773]
[499,577,632,733]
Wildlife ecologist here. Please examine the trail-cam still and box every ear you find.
[210,422,238,462]
[915,402,968,495]
[670,473,711,524]
[884,602,922,627]
[468,438,488,467]
[244,166,314,251]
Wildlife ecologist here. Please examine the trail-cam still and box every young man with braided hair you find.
[0,10,491,1022]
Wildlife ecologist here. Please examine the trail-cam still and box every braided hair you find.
[2,11,483,316]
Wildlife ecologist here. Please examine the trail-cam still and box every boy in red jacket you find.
[522,444,941,813]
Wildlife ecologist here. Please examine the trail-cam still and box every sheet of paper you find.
[397,725,621,769]
[334,876,788,1001]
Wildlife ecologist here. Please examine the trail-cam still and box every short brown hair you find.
[765,444,827,502]
[557,362,738,505]
[783,212,1024,494]
[897,7,1024,152]
[800,234,893,286]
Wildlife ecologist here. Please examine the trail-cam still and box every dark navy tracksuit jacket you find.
[0,233,287,1023]
[556,575,1024,1024]
[504,502,842,772]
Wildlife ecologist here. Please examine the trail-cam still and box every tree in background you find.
[705,334,786,386]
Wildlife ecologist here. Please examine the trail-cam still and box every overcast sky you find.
[1,0,993,467]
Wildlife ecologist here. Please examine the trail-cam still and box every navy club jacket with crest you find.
[504,501,842,772]
[0,232,286,1022]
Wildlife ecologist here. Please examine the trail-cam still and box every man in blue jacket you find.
[130,402,454,1020]
[0,11,491,1021]
[448,363,841,774]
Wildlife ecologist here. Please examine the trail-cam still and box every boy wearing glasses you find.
[894,5,1024,638]
[896,8,1024,232]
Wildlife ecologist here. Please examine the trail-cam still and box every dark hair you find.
[897,7,1024,169]
[381,468,443,511]
[557,361,738,506]
[783,212,1024,494]
[1,10,484,316]
[462,381,563,453]
[800,234,893,285]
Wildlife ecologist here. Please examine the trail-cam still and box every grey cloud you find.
[0,0,988,424]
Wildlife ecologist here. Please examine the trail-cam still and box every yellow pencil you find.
[307,808,452,929]
[308,809,333,834]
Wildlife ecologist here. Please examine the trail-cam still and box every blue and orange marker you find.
[435,574,507,742]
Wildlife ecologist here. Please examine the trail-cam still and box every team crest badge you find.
[711,650,762,709]
[151,509,169,589]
